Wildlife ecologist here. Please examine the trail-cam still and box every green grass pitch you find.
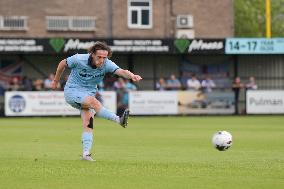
[0,116,283,189]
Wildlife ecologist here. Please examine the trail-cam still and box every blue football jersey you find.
[65,54,119,91]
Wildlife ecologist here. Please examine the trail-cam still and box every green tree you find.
[234,0,284,37]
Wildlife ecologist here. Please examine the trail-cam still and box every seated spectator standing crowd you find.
[156,74,182,91]
[187,74,201,91]
[5,73,64,91]
[156,74,258,92]
[4,73,258,93]
[3,73,70,92]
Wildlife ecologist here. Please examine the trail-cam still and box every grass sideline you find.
[0,116,283,189]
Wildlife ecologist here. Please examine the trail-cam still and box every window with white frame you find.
[46,16,96,31]
[128,0,152,29]
[0,16,28,30]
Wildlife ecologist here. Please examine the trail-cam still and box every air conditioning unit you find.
[176,15,193,29]
[176,29,195,39]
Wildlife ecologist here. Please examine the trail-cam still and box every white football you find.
[212,131,233,151]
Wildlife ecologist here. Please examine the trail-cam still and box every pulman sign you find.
[246,90,284,114]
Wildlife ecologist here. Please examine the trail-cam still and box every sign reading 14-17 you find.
[225,38,284,54]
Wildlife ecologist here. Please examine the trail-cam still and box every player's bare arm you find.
[51,59,67,89]
[115,68,142,82]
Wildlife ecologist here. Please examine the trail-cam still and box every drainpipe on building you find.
[107,0,113,38]
[169,0,175,38]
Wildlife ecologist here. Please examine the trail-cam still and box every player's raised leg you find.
[82,96,129,128]
[81,109,95,161]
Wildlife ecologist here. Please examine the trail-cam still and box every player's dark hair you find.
[88,41,112,57]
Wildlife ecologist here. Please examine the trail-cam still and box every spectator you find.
[246,76,258,90]
[7,77,23,91]
[187,74,201,91]
[0,85,5,95]
[33,78,44,91]
[166,74,181,90]
[113,77,126,91]
[44,73,55,90]
[113,78,126,114]
[103,74,117,90]
[201,75,216,93]
[125,79,137,91]
[232,76,244,114]
[122,79,137,106]
[156,77,167,91]
[22,76,33,91]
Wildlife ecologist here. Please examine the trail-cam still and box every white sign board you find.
[129,91,178,115]
[5,91,116,116]
[246,90,284,114]
[99,91,117,113]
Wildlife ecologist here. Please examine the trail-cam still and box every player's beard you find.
[95,60,103,68]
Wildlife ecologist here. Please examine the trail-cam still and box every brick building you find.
[0,0,234,38]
